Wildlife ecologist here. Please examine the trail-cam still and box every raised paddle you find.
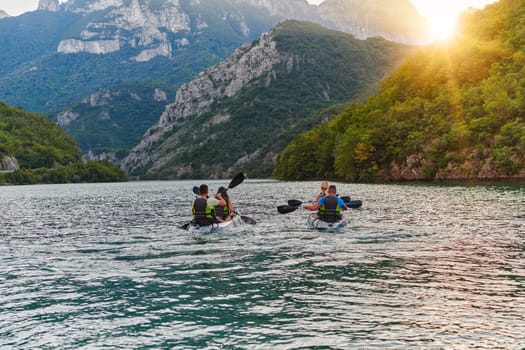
[192,172,244,196]
[227,172,245,190]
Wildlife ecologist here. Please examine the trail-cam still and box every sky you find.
[1,0,499,22]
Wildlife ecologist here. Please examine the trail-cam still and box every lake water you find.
[0,180,524,349]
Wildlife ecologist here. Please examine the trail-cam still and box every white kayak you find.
[307,214,347,230]
[187,214,243,235]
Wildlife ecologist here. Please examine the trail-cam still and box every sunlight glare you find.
[430,16,457,41]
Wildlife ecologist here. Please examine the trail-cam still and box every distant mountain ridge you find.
[0,0,428,113]
[0,10,9,18]
[48,0,428,61]
[122,20,413,178]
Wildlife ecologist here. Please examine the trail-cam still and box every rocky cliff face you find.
[389,151,525,181]
[0,157,20,172]
[121,30,285,174]
[38,0,60,12]
[51,0,427,62]
[56,0,190,61]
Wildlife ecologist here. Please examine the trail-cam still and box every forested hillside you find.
[0,102,81,168]
[275,0,525,181]
[0,102,126,184]
[52,81,176,156]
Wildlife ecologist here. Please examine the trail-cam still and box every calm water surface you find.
[0,180,524,349]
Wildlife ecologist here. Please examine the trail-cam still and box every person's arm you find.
[305,197,323,211]
[227,199,235,216]
[208,197,225,208]
[338,198,348,210]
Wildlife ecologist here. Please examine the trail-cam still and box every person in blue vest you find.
[214,186,235,222]
[304,184,347,222]
[192,184,226,226]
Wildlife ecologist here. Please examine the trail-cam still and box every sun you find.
[429,16,458,41]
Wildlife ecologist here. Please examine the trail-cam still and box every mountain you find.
[274,0,525,181]
[0,101,126,184]
[39,0,60,12]
[0,0,428,114]
[0,10,9,18]
[0,0,280,113]
[317,0,429,43]
[122,20,413,178]
[52,81,176,161]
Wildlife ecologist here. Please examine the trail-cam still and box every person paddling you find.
[215,186,235,222]
[305,184,347,222]
[192,184,226,226]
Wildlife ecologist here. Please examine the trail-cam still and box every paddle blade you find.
[228,172,245,189]
[278,205,299,214]
[287,199,303,207]
[180,222,191,230]
[193,186,200,195]
[347,200,363,209]
[340,196,351,204]
[241,216,257,225]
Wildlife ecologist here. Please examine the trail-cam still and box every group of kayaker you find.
[192,180,347,227]
[304,181,348,223]
[192,184,235,226]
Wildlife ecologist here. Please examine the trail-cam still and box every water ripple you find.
[0,181,524,348]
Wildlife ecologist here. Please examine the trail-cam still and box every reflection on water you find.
[0,181,524,348]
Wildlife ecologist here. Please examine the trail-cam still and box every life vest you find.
[319,195,342,223]
[215,203,230,220]
[192,197,216,226]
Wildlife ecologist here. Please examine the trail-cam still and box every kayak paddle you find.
[227,172,245,190]
[278,205,300,214]
[288,199,303,207]
[233,211,256,225]
[278,197,363,214]
[180,222,191,230]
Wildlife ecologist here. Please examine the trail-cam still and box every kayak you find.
[307,214,347,230]
[187,214,243,234]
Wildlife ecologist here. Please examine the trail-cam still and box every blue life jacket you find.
[319,195,342,223]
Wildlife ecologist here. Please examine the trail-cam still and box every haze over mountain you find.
[122,20,413,178]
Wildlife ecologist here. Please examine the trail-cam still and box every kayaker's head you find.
[217,186,228,200]
[199,184,209,197]
[321,181,328,193]
[328,185,337,196]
